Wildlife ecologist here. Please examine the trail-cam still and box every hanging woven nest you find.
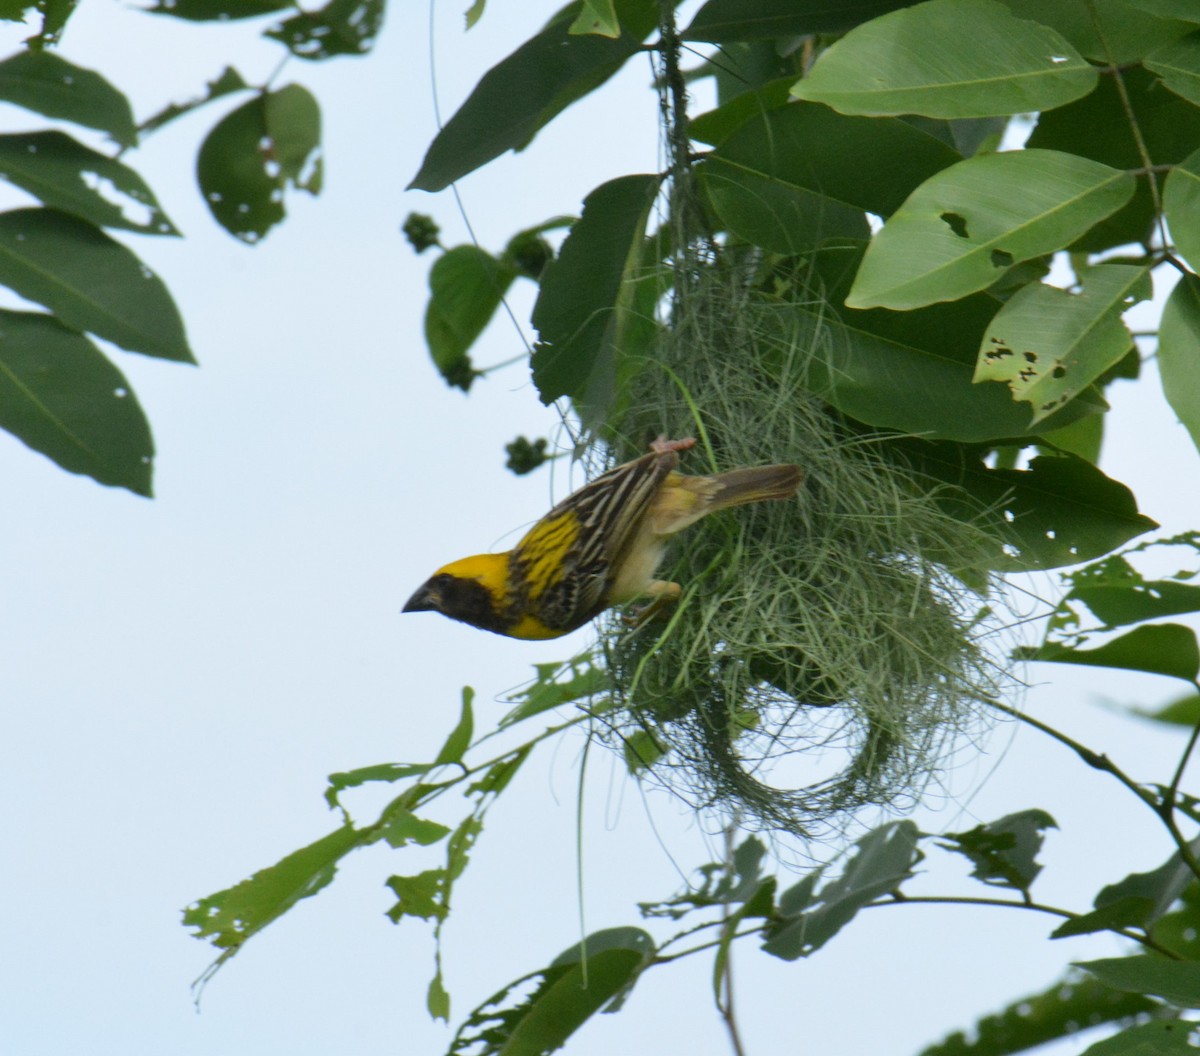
[598,265,1006,837]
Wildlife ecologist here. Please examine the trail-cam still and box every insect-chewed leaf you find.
[449,928,655,1056]
[938,809,1057,894]
[1019,624,1200,682]
[975,265,1151,422]
[0,131,179,234]
[763,821,921,960]
[847,150,1135,310]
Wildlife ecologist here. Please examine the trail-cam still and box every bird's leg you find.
[622,580,683,628]
[649,435,696,456]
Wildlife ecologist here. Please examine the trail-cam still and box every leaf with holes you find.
[846,150,1135,309]
[147,0,292,19]
[760,296,1106,443]
[0,131,179,235]
[0,208,192,361]
[139,67,250,138]
[0,51,136,147]
[1146,31,1200,107]
[197,85,321,243]
[1159,274,1200,456]
[0,310,153,495]
[904,446,1158,571]
[790,0,1096,118]
[449,928,655,1056]
[975,265,1150,422]
[266,0,385,59]
[409,0,658,192]
[1018,623,1200,682]
[763,821,922,960]
[917,973,1158,1056]
[1165,146,1200,271]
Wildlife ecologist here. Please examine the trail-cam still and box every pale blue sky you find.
[2,3,1199,1055]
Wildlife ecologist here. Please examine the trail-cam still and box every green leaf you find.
[1131,0,1200,21]
[0,208,192,361]
[790,0,1096,118]
[1055,840,1200,938]
[434,687,475,767]
[449,928,655,1056]
[1137,693,1200,725]
[975,265,1151,422]
[385,868,448,924]
[1051,547,1200,631]
[1040,411,1104,463]
[1159,274,1200,456]
[1146,31,1200,107]
[464,0,486,29]
[684,0,915,40]
[916,972,1158,1056]
[500,657,608,728]
[0,131,179,235]
[906,447,1157,571]
[1027,65,1200,253]
[938,809,1057,894]
[185,823,373,952]
[689,78,792,146]
[846,150,1135,310]
[763,821,921,960]
[761,295,1105,443]
[1019,624,1200,682]
[424,246,517,385]
[428,969,451,1022]
[530,173,660,413]
[266,0,385,59]
[570,0,619,36]
[378,809,451,849]
[1082,1021,1197,1055]
[138,66,250,138]
[698,103,961,252]
[148,0,292,19]
[408,0,658,192]
[0,51,136,147]
[1077,956,1200,1008]
[1164,148,1200,270]
[998,0,1196,64]
[197,86,322,243]
[30,0,78,48]
[324,762,433,809]
[0,309,153,495]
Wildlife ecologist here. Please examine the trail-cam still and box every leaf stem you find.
[875,894,1181,959]
[988,698,1200,885]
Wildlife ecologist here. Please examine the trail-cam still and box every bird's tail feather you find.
[709,464,804,510]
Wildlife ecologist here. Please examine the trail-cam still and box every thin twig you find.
[876,894,1182,959]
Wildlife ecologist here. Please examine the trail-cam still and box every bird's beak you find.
[402,581,438,614]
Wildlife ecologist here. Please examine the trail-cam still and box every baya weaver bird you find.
[403,437,804,640]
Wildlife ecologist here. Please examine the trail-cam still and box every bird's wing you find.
[515,447,678,621]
